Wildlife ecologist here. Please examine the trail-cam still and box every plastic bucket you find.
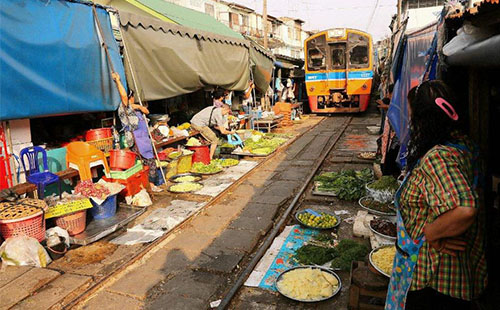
[187,145,210,165]
[109,149,137,171]
[85,128,112,141]
[90,195,117,220]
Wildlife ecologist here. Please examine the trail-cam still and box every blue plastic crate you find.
[90,194,117,220]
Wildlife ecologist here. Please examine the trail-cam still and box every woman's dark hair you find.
[128,89,134,99]
[212,89,226,100]
[406,80,463,168]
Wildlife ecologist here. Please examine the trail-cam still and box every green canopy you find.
[120,12,251,100]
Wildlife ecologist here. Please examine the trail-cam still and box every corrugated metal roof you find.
[447,0,500,19]
[134,0,243,39]
[119,11,249,46]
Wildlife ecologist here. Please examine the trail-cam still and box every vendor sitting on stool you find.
[190,98,235,160]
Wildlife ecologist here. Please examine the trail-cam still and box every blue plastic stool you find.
[20,146,61,199]
[226,134,243,147]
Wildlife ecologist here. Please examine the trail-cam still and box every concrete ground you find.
[0,112,381,310]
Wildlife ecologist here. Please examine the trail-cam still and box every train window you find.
[307,35,327,71]
[330,44,346,69]
[348,33,369,68]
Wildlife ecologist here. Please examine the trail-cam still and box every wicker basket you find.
[54,210,87,236]
[86,137,113,155]
[0,212,46,242]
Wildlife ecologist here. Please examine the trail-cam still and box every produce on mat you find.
[221,158,239,167]
[360,197,395,214]
[221,143,236,149]
[294,244,337,265]
[242,136,288,155]
[277,268,339,301]
[367,176,400,192]
[358,152,376,159]
[314,169,373,201]
[169,182,203,193]
[331,240,370,270]
[74,180,110,200]
[297,212,338,229]
[370,219,397,237]
[371,246,396,276]
[191,162,223,174]
[186,137,201,146]
[174,176,199,183]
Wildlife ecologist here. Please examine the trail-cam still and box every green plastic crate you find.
[109,161,143,179]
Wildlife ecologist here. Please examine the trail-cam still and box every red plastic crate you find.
[103,166,150,197]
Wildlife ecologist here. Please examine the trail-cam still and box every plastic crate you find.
[109,161,143,180]
[102,167,150,197]
[0,212,46,242]
[90,195,117,220]
[54,210,87,235]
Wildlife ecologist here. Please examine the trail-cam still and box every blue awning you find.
[0,0,126,120]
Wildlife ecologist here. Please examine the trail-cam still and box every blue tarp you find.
[0,0,126,120]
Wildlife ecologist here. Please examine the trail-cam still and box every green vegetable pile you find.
[297,212,338,229]
[330,240,370,271]
[314,169,374,201]
[294,244,337,265]
[243,136,288,155]
[211,158,239,167]
[367,176,399,192]
[221,143,236,149]
[191,162,223,174]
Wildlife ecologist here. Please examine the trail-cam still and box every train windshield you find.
[306,35,327,71]
[348,33,369,68]
[330,43,346,69]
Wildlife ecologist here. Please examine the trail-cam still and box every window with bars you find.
[204,3,215,17]
[407,0,445,9]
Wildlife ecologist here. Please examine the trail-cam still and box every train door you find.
[328,43,347,105]
[347,32,371,109]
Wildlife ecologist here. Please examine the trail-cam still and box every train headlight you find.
[309,87,315,92]
[362,84,367,90]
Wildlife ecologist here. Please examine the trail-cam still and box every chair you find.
[19,146,62,199]
[66,142,110,181]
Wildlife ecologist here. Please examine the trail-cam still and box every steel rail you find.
[217,116,353,310]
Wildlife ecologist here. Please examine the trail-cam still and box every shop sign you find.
[45,199,93,219]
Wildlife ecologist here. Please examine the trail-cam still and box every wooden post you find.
[397,0,402,28]
[263,0,268,48]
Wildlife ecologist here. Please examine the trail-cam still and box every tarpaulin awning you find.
[0,0,126,120]
[119,12,250,101]
[246,38,274,93]
[445,34,500,67]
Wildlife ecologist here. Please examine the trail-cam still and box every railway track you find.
[217,116,353,309]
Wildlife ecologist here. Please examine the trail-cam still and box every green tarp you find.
[119,12,250,100]
[247,39,274,93]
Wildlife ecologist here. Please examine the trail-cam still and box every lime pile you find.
[297,212,338,229]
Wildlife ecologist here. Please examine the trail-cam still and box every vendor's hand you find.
[139,106,150,115]
[428,237,467,256]
[111,72,120,82]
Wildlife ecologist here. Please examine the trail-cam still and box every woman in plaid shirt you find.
[385,81,487,310]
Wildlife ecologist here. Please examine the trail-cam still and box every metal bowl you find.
[368,218,397,241]
[190,168,223,175]
[169,173,202,183]
[358,196,396,216]
[166,182,203,194]
[275,266,342,302]
[295,210,340,230]
[369,244,396,278]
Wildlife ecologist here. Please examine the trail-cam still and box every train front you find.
[305,28,373,113]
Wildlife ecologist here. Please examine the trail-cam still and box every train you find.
[304,28,373,113]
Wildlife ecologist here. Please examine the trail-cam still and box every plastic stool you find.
[66,142,110,181]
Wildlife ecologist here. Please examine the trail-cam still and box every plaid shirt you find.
[399,142,487,300]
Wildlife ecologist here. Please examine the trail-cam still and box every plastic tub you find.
[85,128,112,141]
[90,195,117,220]
[54,210,87,235]
[187,145,210,165]
[109,149,137,171]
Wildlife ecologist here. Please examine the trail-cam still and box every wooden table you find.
[252,115,284,132]
[5,168,79,197]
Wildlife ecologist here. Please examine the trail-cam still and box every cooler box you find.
[103,167,150,197]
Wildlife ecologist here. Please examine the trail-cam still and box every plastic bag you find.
[128,189,152,207]
[0,236,52,267]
